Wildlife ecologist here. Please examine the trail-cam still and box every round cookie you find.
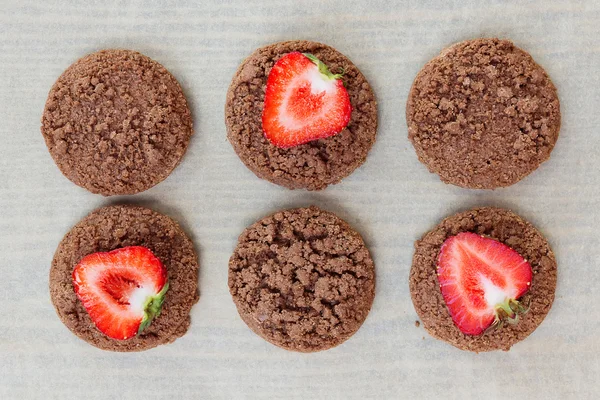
[410,207,557,352]
[50,205,199,351]
[406,38,561,189]
[41,49,193,196]
[225,40,378,190]
[228,206,375,352]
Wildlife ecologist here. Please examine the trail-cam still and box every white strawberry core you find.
[128,285,155,315]
[277,66,337,130]
[480,274,516,308]
[307,66,335,94]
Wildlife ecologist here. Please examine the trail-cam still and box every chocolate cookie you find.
[41,49,193,196]
[228,206,375,352]
[225,41,378,190]
[410,207,557,352]
[406,38,561,189]
[50,205,199,351]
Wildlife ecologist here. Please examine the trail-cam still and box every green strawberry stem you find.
[138,282,169,335]
[486,297,530,333]
[496,299,517,319]
[303,53,344,81]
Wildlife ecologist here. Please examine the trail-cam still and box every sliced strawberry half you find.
[72,246,169,340]
[262,52,352,148]
[437,232,533,335]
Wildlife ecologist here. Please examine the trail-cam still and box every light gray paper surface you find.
[0,0,599,398]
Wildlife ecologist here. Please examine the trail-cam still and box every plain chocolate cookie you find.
[225,41,378,190]
[407,38,561,189]
[50,205,199,351]
[41,49,193,196]
[410,207,557,352]
[228,206,375,352]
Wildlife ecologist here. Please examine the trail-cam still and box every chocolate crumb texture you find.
[41,49,193,196]
[228,206,375,352]
[406,38,561,189]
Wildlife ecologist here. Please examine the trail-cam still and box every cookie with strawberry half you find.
[226,40,377,190]
[410,207,556,352]
[50,205,199,351]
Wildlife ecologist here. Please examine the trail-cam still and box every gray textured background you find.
[1,0,599,398]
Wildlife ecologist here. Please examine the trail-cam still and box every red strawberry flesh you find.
[72,246,168,340]
[262,52,352,148]
[437,232,532,335]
